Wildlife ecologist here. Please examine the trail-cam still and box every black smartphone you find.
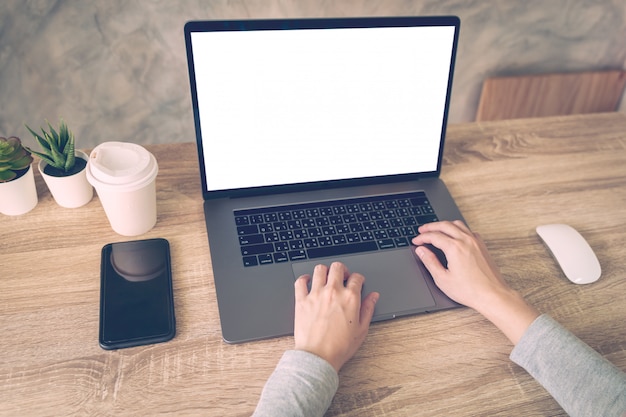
[99,238,176,350]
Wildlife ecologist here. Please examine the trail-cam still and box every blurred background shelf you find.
[476,70,626,121]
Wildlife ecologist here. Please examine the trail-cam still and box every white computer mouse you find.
[536,224,601,284]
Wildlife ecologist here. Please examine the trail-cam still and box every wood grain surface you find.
[476,70,626,121]
[1,113,625,416]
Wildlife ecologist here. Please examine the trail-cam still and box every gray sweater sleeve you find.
[510,314,626,417]
[253,315,625,416]
[252,350,338,417]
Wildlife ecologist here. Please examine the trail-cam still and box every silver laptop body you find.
[184,16,464,343]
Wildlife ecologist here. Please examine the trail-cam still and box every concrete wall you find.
[1,0,625,149]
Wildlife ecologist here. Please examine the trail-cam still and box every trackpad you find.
[291,249,436,320]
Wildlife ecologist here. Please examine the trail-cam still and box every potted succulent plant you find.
[25,119,93,208]
[0,136,38,215]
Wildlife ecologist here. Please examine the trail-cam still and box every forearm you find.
[253,350,339,417]
[511,314,626,417]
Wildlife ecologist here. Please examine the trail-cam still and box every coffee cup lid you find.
[87,142,158,190]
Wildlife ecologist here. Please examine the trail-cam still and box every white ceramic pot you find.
[39,150,93,208]
[0,164,38,215]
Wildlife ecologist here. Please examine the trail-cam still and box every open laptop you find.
[184,16,464,343]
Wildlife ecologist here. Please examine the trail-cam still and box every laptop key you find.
[403,217,417,226]
[288,250,307,261]
[239,234,264,245]
[307,241,378,259]
[235,216,250,226]
[304,238,318,248]
[301,219,316,228]
[273,252,289,263]
[250,214,264,223]
[374,230,388,240]
[308,227,323,237]
[305,208,320,217]
[275,241,289,251]
[394,237,409,247]
[273,221,288,231]
[293,229,308,239]
[279,230,294,240]
[350,223,364,233]
[416,214,438,225]
[264,213,278,222]
[400,226,414,236]
[278,211,292,220]
[289,240,304,250]
[377,239,396,249]
[243,256,258,267]
[287,220,300,230]
[332,235,347,245]
[410,196,429,206]
[258,254,273,265]
[322,226,336,236]
[329,216,343,225]
[336,224,349,234]
[241,243,274,256]
[346,233,361,243]
[237,224,258,235]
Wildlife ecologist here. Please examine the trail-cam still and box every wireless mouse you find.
[536,224,601,284]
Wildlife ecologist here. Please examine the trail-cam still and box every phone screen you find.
[99,238,176,349]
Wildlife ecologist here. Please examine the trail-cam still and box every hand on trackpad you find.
[423,243,448,268]
[291,249,436,320]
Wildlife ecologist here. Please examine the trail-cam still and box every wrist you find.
[476,288,540,345]
[294,347,342,373]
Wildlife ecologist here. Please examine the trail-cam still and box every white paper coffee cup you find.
[86,142,158,236]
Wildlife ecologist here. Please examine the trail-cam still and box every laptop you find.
[184,16,465,343]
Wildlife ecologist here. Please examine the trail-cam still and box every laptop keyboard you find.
[234,191,438,267]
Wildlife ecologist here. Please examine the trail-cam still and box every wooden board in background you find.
[476,70,626,121]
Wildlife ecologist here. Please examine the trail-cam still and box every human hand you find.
[411,220,509,312]
[294,262,379,372]
[412,221,539,344]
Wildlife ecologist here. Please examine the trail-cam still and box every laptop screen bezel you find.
[184,16,460,200]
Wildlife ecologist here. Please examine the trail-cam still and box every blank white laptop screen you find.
[190,25,456,192]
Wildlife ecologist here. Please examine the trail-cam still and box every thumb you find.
[360,292,379,327]
[415,246,447,279]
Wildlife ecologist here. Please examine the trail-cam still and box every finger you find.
[310,264,329,291]
[417,220,468,239]
[345,272,365,294]
[415,245,448,278]
[327,262,348,288]
[452,219,471,233]
[294,274,310,301]
[359,292,379,327]
[412,230,453,253]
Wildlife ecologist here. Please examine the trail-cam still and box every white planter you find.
[39,150,93,208]
[0,164,38,215]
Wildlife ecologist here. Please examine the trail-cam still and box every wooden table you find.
[1,113,625,416]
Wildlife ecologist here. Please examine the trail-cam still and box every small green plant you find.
[25,119,76,173]
[0,136,34,183]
